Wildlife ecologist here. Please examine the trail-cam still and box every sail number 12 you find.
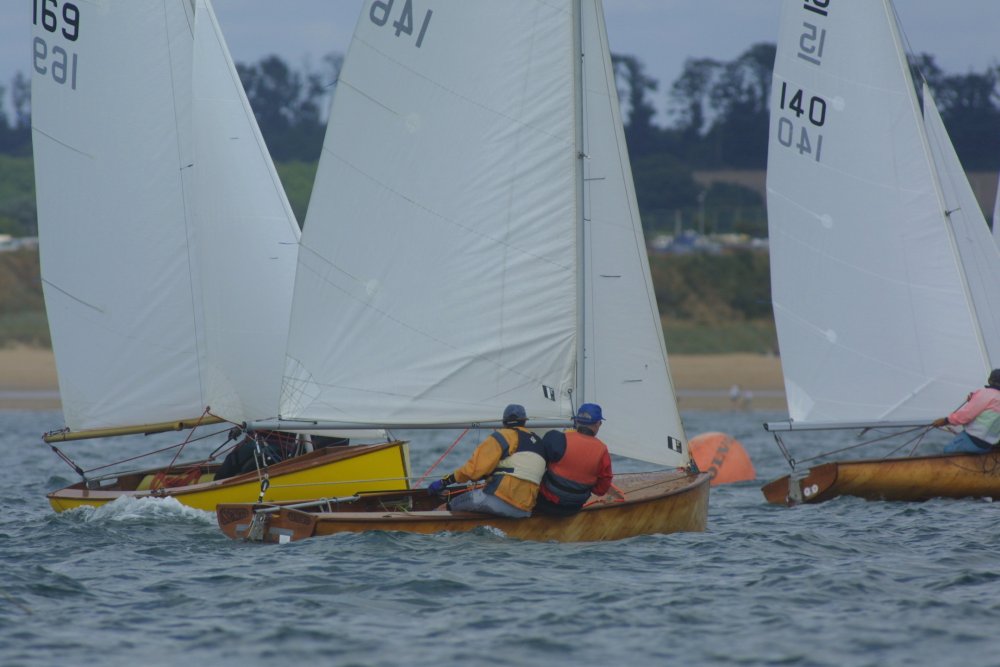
[32,0,81,90]
[776,81,826,163]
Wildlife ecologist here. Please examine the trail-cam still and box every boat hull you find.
[48,442,410,512]
[761,451,1000,505]
[217,470,710,543]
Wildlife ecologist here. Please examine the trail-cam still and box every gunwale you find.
[761,451,1000,505]
[47,441,411,512]
[217,469,711,543]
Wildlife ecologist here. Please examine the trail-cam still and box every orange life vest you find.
[540,430,608,506]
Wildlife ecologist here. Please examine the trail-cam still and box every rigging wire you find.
[775,423,939,469]
[44,407,238,481]
[414,426,470,486]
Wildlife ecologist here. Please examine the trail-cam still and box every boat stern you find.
[217,504,319,543]
[761,463,839,505]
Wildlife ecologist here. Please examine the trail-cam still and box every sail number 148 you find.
[370,0,433,48]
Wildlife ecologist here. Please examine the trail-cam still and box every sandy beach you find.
[669,352,786,410]
[0,346,60,410]
[0,347,786,412]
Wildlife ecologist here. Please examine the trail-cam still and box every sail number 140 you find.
[776,81,827,163]
[32,0,81,90]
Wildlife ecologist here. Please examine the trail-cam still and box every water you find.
[3,408,1000,666]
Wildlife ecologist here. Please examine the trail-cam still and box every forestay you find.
[279,0,687,467]
[31,0,299,432]
[766,0,1000,427]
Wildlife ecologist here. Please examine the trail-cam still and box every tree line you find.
[14,44,998,352]
[0,73,30,157]
[3,44,1000,240]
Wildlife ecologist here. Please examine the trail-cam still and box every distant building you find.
[0,236,39,252]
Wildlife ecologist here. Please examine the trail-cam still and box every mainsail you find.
[277,0,687,467]
[766,0,1000,428]
[32,0,299,432]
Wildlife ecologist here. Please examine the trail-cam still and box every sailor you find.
[933,369,1000,454]
[214,430,297,480]
[534,403,613,516]
[427,404,549,518]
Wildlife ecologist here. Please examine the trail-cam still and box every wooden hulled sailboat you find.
[217,0,709,543]
[218,471,707,544]
[34,0,409,512]
[761,0,1000,505]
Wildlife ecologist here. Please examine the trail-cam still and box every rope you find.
[583,482,626,507]
[780,424,937,468]
[414,427,470,486]
[45,421,233,481]
[47,443,87,480]
[162,408,214,471]
[772,431,795,468]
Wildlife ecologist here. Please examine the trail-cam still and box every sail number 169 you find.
[33,0,80,41]
[33,0,81,91]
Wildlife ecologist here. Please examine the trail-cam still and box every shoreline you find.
[0,346,60,410]
[669,352,786,410]
[0,347,787,412]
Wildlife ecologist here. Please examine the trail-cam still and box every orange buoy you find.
[689,431,756,485]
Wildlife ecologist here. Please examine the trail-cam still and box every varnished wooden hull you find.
[48,442,410,512]
[761,451,1000,505]
[217,470,710,543]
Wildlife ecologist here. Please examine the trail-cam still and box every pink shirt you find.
[948,387,1000,443]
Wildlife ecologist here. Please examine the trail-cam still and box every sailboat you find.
[761,0,1000,505]
[216,0,709,542]
[33,0,409,512]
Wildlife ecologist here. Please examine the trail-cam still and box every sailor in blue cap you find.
[534,403,613,516]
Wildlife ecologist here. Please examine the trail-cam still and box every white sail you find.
[767,0,995,426]
[32,0,298,431]
[281,0,687,466]
[920,84,1000,365]
[190,0,301,422]
[578,1,686,463]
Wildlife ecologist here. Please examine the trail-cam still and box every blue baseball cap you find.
[574,403,604,425]
[503,403,527,423]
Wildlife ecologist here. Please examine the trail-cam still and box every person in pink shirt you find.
[932,369,1000,454]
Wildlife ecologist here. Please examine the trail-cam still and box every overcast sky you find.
[6,1,1000,123]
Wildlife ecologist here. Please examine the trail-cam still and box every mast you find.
[573,0,587,408]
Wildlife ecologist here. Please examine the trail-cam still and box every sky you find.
[5,1,1000,124]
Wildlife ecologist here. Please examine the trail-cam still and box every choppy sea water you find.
[3,408,1000,667]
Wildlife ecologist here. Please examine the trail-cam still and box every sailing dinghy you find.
[34,0,409,512]
[217,0,710,542]
[761,0,1000,505]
